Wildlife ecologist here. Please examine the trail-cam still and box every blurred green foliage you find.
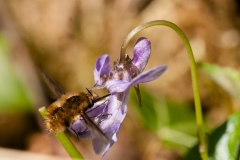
[185,111,240,160]
[0,34,32,112]
[130,88,197,151]
[198,62,240,102]
[130,68,240,159]
[184,62,240,159]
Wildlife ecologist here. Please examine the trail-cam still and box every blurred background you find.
[0,0,240,159]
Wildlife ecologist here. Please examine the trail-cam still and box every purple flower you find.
[71,37,167,156]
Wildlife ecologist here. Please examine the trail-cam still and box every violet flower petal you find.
[92,132,116,156]
[99,90,129,133]
[90,91,129,155]
[95,90,129,155]
[70,118,90,139]
[94,54,110,85]
[86,100,109,118]
[70,100,108,139]
[106,65,167,93]
[100,132,118,156]
[132,37,151,72]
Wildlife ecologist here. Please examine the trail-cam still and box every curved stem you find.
[39,107,84,160]
[120,20,208,160]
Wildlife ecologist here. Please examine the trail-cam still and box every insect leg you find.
[92,94,111,103]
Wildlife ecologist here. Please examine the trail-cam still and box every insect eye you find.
[65,121,70,127]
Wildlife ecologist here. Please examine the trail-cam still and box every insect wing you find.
[82,113,111,154]
[41,70,65,98]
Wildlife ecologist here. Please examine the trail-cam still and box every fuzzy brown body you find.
[45,92,93,133]
[41,70,111,154]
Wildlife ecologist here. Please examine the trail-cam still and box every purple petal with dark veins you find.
[94,54,110,85]
[72,92,128,156]
[98,90,129,134]
[106,65,167,93]
[86,100,109,118]
[132,37,151,72]
[70,118,90,139]
[94,90,129,155]
[70,100,108,139]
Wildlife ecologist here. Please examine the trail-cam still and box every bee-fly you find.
[41,70,111,153]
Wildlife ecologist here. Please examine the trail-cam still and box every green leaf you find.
[184,111,240,160]
[198,62,240,102]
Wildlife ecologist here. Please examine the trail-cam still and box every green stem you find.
[120,20,208,160]
[39,107,84,160]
